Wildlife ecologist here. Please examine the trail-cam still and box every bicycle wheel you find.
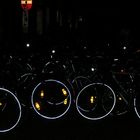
[76,83,116,120]
[0,88,22,133]
[111,71,134,116]
[31,79,72,120]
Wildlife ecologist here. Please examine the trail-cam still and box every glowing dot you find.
[35,102,41,110]
[91,68,95,72]
[64,99,68,105]
[123,46,127,50]
[52,50,56,54]
[118,97,122,101]
[0,102,2,106]
[62,88,67,96]
[90,96,95,104]
[26,43,30,48]
[40,90,44,98]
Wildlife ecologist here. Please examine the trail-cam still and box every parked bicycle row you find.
[0,48,140,133]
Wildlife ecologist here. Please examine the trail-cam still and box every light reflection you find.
[26,43,30,48]
[118,97,122,101]
[52,50,56,54]
[114,58,119,61]
[64,98,68,105]
[91,68,95,72]
[40,90,44,98]
[123,46,127,50]
[35,102,41,111]
[62,88,67,96]
[90,96,96,104]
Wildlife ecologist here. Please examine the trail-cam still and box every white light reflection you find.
[91,68,95,72]
[26,43,30,48]
[123,46,127,50]
[114,58,119,62]
[52,50,56,54]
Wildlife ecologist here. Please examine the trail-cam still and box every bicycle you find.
[67,55,117,120]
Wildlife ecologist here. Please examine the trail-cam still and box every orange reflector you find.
[35,102,41,110]
[64,99,68,105]
[62,88,67,96]
[90,96,95,104]
[40,90,44,98]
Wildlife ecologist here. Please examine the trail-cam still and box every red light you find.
[21,0,32,10]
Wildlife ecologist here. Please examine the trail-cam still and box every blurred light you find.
[123,46,127,50]
[35,102,41,110]
[79,16,83,22]
[121,69,124,73]
[107,43,110,47]
[40,90,44,98]
[64,99,68,105]
[52,50,56,54]
[136,49,140,53]
[91,68,95,72]
[62,88,67,96]
[118,97,122,101]
[90,96,95,104]
[83,46,87,50]
[26,43,30,48]
[114,58,119,61]
[0,102,2,106]
[63,65,66,69]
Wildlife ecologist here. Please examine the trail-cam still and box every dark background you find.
[0,1,140,139]
[1,1,140,53]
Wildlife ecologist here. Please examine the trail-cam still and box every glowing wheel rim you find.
[76,83,116,120]
[31,79,72,120]
[0,88,22,133]
[134,97,140,119]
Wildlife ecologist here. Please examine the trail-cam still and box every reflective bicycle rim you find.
[31,79,72,120]
[76,83,116,120]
